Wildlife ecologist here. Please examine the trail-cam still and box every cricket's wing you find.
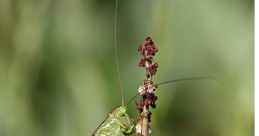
[92,114,124,136]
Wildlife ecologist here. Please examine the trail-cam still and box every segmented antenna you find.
[114,0,124,106]
[155,76,220,86]
[126,76,220,107]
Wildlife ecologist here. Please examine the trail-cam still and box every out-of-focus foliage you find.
[0,0,253,136]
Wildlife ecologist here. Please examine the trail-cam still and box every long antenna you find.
[155,76,220,86]
[126,76,220,106]
[126,93,139,107]
[114,0,124,106]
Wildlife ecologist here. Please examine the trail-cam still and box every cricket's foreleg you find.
[110,114,129,130]
[123,116,135,135]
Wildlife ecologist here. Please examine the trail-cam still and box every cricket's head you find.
[113,106,127,116]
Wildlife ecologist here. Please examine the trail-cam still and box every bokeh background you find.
[0,0,254,136]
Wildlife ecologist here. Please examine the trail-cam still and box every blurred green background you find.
[0,0,254,136]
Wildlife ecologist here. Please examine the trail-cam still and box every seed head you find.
[136,37,159,136]
[138,37,159,79]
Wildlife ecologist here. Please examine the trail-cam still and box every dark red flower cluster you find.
[136,94,157,111]
[136,81,158,112]
[138,37,158,57]
[138,37,159,79]
[148,63,158,78]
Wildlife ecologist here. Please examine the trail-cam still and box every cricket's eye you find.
[117,108,126,116]
[118,111,125,116]
[121,113,125,116]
